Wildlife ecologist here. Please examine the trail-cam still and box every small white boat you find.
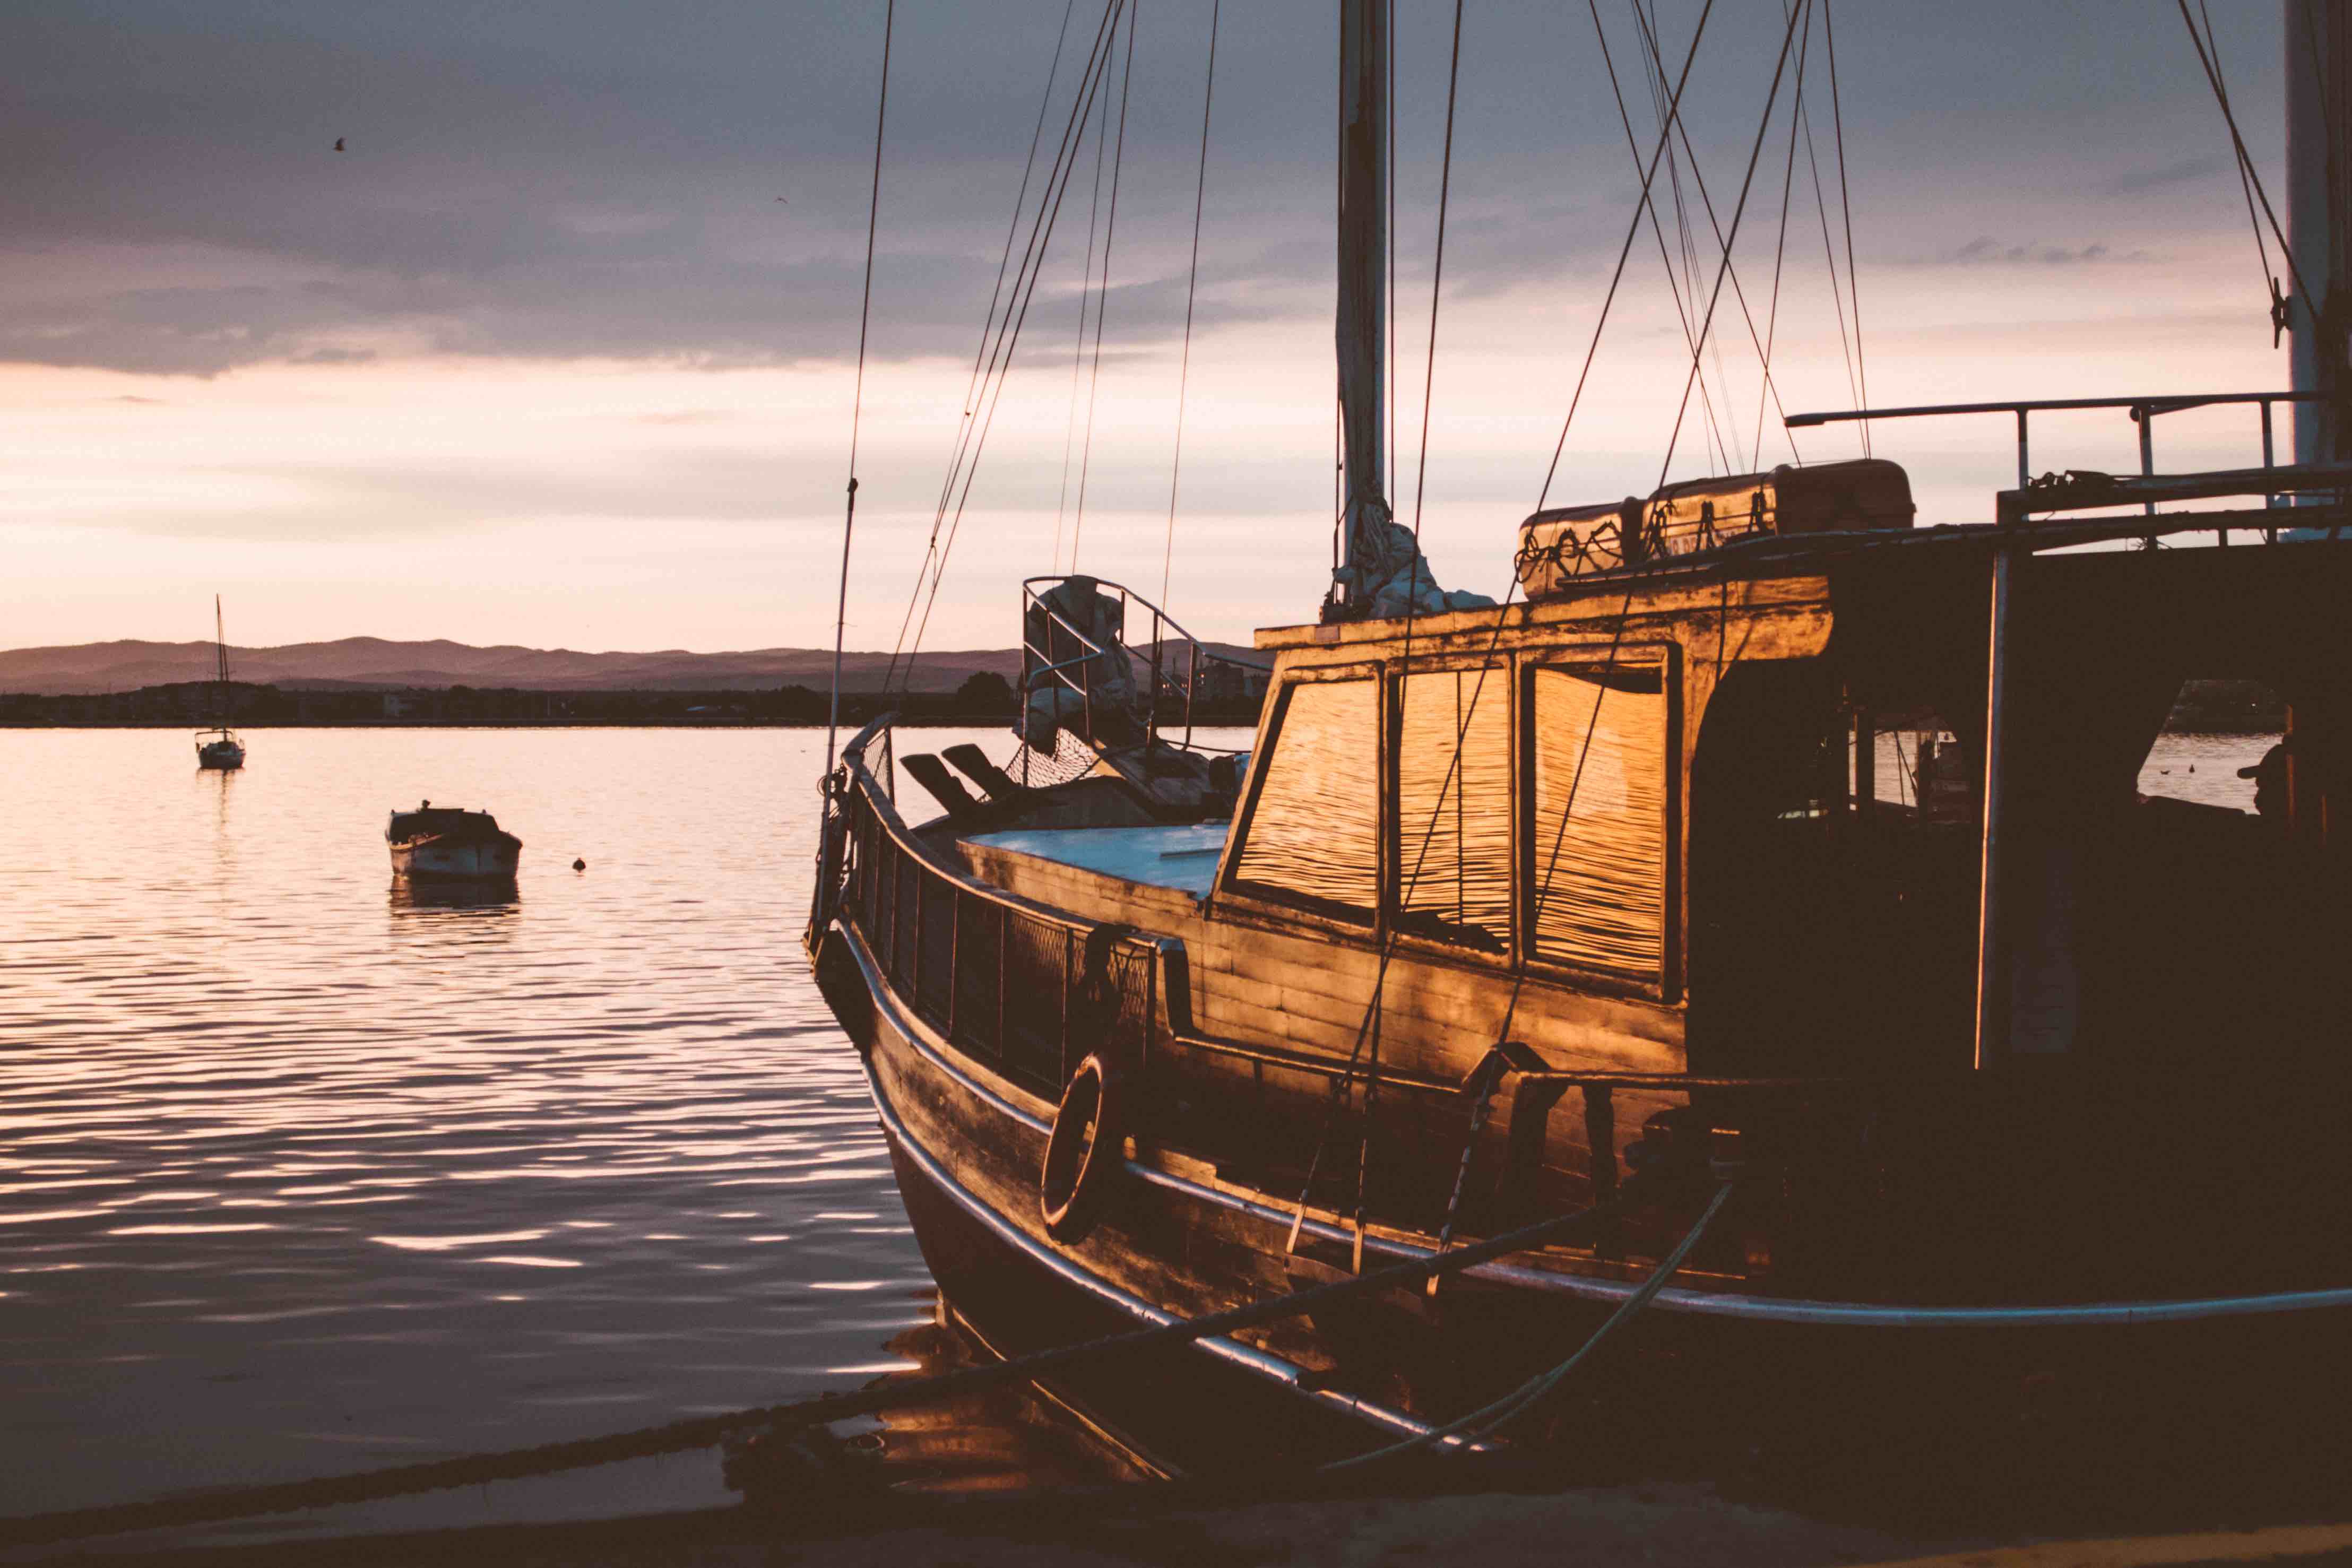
[195,726,245,770]
[386,801,522,883]
[195,596,245,770]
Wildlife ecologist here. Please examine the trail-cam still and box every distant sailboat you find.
[194,595,245,770]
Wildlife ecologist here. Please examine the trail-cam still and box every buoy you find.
[573,857,587,871]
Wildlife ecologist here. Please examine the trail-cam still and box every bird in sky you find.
[334,137,346,152]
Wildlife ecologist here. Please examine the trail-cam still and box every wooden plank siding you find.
[946,579,1834,1248]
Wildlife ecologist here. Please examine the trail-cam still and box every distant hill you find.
[0,636,1263,697]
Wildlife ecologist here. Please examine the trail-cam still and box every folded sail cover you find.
[1515,458,1914,599]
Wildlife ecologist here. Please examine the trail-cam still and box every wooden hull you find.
[390,833,522,883]
[815,909,2352,1466]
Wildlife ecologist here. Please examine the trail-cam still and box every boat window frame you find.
[1517,642,1680,1002]
[1218,661,1389,932]
[1384,652,1519,968]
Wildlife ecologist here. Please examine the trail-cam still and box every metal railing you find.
[1787,389,2327,538]
[1021,575,1269,753]
[824,729,1164,1101]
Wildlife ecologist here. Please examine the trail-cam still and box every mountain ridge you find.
[0,635,1261,696]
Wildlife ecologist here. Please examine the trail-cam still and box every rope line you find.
[1058,37,1117,575]
[1069,0,1143,575]
[1159,0,1221,605]
[1821,0,1867,455]
[1627,0,1810,471]
[887,0,1131,694]
[1752,0,1814,470]
[1326,1177,1736,1469]
[2174,0,2318,333]
[1653,0,1806,489]
[2203,0,2276,296]
[883,0,1126,693]
[1533,0,1717,513]
[823,0,895,782]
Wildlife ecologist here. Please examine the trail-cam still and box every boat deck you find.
[959,823,1229,896]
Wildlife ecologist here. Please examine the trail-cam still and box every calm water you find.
[0,723,2268,1550]
[0,725,1137,1550]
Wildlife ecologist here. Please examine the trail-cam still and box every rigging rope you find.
[1752,0,1815,470]
[1533,0,1718,512]
[1590,0,1798,475]
[883,0,1117,692]
[1069,0,1143,575]
[1654,0,1806,489]
[824,0,895,781]
[1822,0,1868,455]
[937,0,1082,574]
[2194,0,2287,331]
[884,0,1129,694]
[1625,0,1812,470]
[1058,44,1117,575]
[1161,0,1222,608]
[2174,0,2319,339]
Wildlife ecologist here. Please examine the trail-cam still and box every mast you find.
[2287,0,2352,467]
[213,594,230,721]
[1334,0,1388,610]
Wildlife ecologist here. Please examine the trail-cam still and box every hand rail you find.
[1021,574,1270,753]
[1785,387,2321,521]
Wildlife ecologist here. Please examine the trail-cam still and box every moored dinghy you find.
[387,801,522,883]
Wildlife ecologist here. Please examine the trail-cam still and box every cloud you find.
[2103,155,2228,196]
[0,1,2285,380]
[1932,237,2153,267]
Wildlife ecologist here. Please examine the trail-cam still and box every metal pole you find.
[1972,541,2016,1072]
[1335,0,1388,606]
[2287,0,2348,472]
[2015,408,2029,490]
[2264,399,2280,539]
[2138,405,2156,519]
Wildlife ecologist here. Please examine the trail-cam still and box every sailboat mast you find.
[2287,0,2352,466]
[1335,0,1388,609]
[213,594,229,707]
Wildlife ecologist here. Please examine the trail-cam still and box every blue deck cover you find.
[962,823,1231,896]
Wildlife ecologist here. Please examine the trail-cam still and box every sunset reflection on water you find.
[0,725,1137,1545]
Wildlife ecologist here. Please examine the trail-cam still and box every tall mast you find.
[2287,0,2352,466]
[1335,0,1388,609]
[214,594,229,709]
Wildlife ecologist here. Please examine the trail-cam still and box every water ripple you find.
[0,726,1073,1533]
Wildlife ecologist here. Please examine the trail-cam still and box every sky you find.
[0,1,2304,655]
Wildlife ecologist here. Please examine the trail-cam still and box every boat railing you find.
[1021,575,1270,753]
[822,727,1167,1102]
[1787,388,2328,535]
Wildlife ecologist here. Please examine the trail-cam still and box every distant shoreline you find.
[0,716,1055,731]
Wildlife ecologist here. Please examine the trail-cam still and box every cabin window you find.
[1526,656,1668,978]
[1229,675,1380,919]
[1394,667,1512,951]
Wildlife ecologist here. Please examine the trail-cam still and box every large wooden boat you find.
[807,3,2352,1468]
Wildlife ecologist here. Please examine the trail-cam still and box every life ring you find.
[1040,1053,1122,1244]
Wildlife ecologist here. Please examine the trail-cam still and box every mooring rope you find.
[1326,1175,1736,1469]
[0,1163,1690,1549]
